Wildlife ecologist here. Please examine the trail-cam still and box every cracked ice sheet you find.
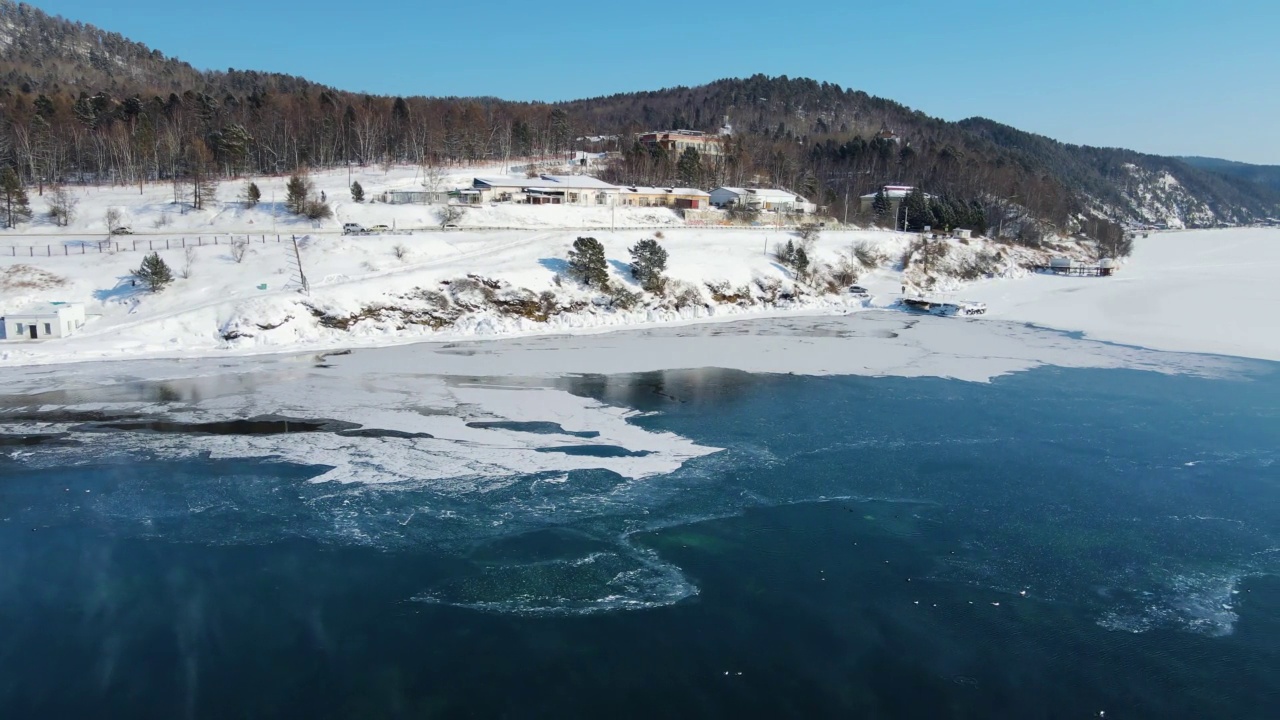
[6,367,717,488]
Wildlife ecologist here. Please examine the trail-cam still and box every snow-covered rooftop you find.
[474,175,618,191]
[620,186,710,197]
[7,301,81,317]
[713,187,803,201]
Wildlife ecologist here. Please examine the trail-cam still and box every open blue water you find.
[2,359,1279,718]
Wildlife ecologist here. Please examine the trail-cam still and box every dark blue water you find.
[2,362,1279,718]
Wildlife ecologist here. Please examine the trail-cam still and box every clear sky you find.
[27,0,1280,164]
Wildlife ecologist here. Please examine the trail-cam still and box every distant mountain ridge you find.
[1,0,1277,235]
[1179,156,1280,193]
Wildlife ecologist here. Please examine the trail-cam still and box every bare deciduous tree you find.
[105,207,122,234]
[47,185,78,227]
[182,246,198,278]
[230,238,248,264]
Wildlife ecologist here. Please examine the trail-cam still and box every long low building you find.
[465,175,621,206]
[618,186,711,209]
[709,186,817,214]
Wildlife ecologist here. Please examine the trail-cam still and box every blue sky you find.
[30,0,1280,163]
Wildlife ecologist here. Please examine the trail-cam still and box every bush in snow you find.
[230,239,248,264]
[628,238,668,294]
[305,200,333,220]
[831,250,859,286]
[135,252,173,292]
[567,236,610,289]
[853,241,883,269]
[351,181,365,203]
[436,204,466,228]
[393,243,409,261]
[608,285,642,310]
[796,223,821,245]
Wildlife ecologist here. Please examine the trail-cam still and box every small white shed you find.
[3,302,86,341]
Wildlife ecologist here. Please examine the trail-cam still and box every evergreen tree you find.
[135,252,173,292]
[244,181,261,208]
[628,238,669,293]
[351,181,364,203]
[902,187,930,231]
[776,239,796,266]
[676,147,702,187]
[285,174,311,214]
[871,188,892,222]
[1,167,33,228]
[793,245,810,279]
[567,236,610,289]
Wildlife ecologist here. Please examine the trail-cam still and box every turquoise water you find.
[2,362,1279,717]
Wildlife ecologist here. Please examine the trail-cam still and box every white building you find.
[3,302,86,341]
[858,185,932,215]
[709,187,816,214]
[466,175,620,206]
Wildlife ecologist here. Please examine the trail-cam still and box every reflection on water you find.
[554,367,766,411]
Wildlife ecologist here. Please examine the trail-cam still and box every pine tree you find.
[629,238,669,293]
[135,252,173,292]
[902,187,930,231]
[871,188,892,225]
[676,147,701,187]
[1,167,33,228]
[285,174,311,215]
[351,181,364,203]
[793,245,810,279]
[244,181,261,208]
[567,236,610,289]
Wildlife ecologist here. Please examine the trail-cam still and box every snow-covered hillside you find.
[6,167,1277,367]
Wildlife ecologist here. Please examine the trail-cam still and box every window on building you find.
[15,323,23,333]
[44,323,52,335]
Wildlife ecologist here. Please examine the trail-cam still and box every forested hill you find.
[2,0,1277,234]
[1179,156,1280,193]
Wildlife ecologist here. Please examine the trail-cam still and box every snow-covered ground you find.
[1,164,1277,368]
[955,228,1280,361]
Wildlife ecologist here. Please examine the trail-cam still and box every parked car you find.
[109,226,133,235]
[342,223,366,235]
[848,285,870,297]
[442,223,460,231]
[367,224,391,233]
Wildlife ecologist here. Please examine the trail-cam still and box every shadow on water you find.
[466,421,599,438]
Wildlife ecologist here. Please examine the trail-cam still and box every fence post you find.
[166,239,170,249]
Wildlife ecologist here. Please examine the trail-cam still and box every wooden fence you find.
[3,235,288,257]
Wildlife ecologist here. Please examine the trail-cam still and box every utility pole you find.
[290,234,309,296]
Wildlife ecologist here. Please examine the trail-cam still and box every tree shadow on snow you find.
[607,259,639,286]
[94,276,146,304]
[538,258,570,275]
